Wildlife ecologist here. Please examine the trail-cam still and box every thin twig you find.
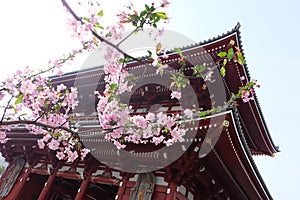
[61,0,146,65]
[0,96,13,123]
[116,27,140,46]
[0,120,77,135]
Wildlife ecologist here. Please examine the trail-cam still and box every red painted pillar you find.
[8,171,31,199]
[115,173,129,200]
[37,173,56,200]
[74,161,98,200]
[165,182,177,200]
[8,161,36,200]
[37,162,61,200]
[74,179,90,200]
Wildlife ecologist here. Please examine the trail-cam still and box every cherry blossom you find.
[114,140,126,149]
[56,151,66,160]
[37,139,45,149]
[80,148,90,159]
[152,135,165,145]
[131,116,148,129]
[170,91,182,99]
[184,109,193,118]
[161,0,171,7]
[145,112,155,122]
[48,139,60,151]
[66,150,78,162]
[0,93,5,101]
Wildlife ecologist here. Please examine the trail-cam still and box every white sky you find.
[1,0,300,199]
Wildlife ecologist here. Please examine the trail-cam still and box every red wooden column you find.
[37,162,61,200]
[8,159,38,200]
[165,182,177,200]
[74,179,89,200]
[74,163,96,200]
[115,173,130,200]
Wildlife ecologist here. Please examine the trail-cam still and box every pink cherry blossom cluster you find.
[4,68,78,118]
[66,1,101,41]
[37,131,90,162]
[97,94,189,149]
[239,76,260,103]
[161,0,171,7]
[96,51,191,149]
[0,66,90,162]
[65,0,126,47]
[0,0,174,161]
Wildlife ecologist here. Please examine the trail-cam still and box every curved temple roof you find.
[51,23,278,156]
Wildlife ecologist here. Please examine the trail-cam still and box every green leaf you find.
[119,56,131,64]
[193,65,206,75]
[150,5,155,12]
[223,58,227,66]
[37,85,44,92]
[125,57,131,63]
[145,4,150,11]
[199,111,207,119]
[110,84,117,91]
[82,17,90,22]
[217,51,227,58]
[237,54,245,65]
[94,22,104,29]
[140,10,147,17]
[15,93,24,105]
[97,10,104,17]
[162,127,169,133]
[227,48,234,60]
[154,16,160,23]
[118,58,124,63]
[220,66,226,77]
[147,50,152,57]
[160,69,164,76]
[156,12,168,19]
[174,47,184,58]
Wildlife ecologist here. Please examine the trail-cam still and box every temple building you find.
[0,24,278,200]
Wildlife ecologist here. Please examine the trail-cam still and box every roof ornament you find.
[234,22,241,31]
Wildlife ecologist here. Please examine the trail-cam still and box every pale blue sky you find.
[0,0,299,199]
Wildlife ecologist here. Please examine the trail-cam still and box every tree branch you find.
[61,0,147,65]
[116,27,140,47]
[61,0,207,81]
[0,120,77,135]
[0,119,117,137]
[0,96,13,123]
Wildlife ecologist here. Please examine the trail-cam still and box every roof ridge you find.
[51,23,242,78]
